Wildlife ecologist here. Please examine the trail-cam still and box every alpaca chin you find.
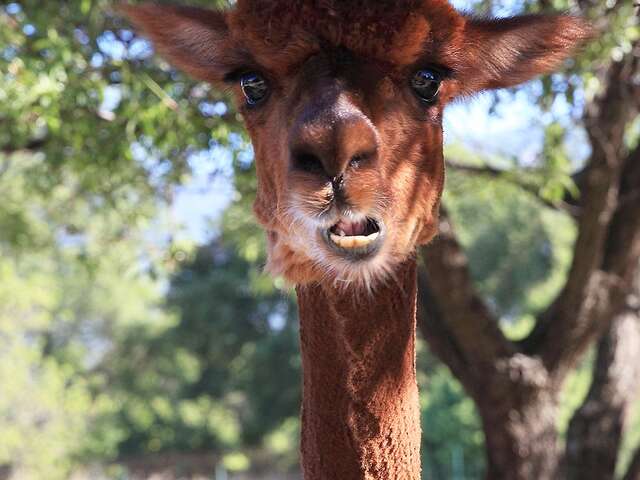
[265,235,401,293]
[265,209,408,292]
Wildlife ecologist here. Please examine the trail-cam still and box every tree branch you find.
[624,445,640,480]
[551,141,640,375]
[0,138,48,155]
[523,41,640,377]
[417,209,516,394]
[446,159,583,217]
[416,267,472,384]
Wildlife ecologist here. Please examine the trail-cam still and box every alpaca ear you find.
[459,14,593,94]
[119,3,241,83]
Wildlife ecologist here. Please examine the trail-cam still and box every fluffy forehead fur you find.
[228,0,464,72]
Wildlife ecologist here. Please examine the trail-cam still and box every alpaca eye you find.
[240,73,269,105]
[411,69,441,104]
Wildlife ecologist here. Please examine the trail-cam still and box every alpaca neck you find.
[295,258,421,480]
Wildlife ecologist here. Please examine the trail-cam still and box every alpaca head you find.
[123,1,591,289]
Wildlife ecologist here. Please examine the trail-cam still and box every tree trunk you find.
[624,447,640,480]
[564,288,640,480]
[415,14,640,479]
[474,358,561,480]
[417,219,563,480]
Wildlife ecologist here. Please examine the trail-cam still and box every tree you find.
[0,150,180,479]
[0,1,244,477]
[418,0,640,477]
[564,301,640,480]
[92,238,301,475]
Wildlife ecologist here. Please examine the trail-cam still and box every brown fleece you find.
[296,258,420,479]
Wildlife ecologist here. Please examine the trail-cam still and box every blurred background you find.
[0,1,638,479]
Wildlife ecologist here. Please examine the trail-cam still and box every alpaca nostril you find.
[331,174,344,191]
[292,150,326,176]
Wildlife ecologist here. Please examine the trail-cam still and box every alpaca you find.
[122,2,591,478]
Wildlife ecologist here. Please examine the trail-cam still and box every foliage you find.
[0,257,92,480]
[95,240,300,469]
[0,0,241,476]
[445,167,576,320]
[1,0,639,479]
[0,155,173,478]
[418,344,485,480]
[1,0,239,200]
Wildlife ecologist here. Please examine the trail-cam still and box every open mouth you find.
[323,217,383,258]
